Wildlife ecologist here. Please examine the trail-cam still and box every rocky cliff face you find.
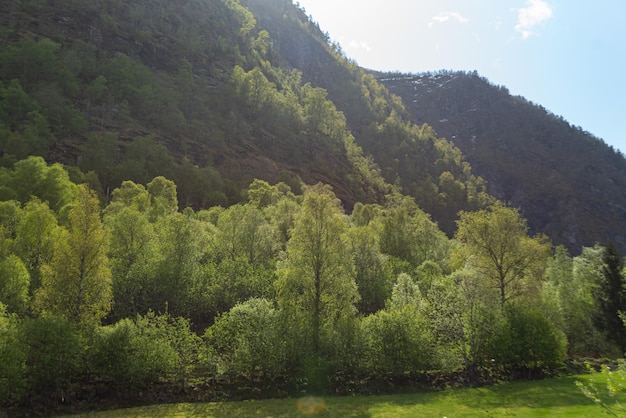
[378,71,626,253]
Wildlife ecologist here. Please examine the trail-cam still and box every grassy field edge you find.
[58,373,625,417]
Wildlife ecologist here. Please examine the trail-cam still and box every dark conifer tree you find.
[593,242,626,353]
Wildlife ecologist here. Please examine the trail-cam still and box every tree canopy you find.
[0,160,613,411]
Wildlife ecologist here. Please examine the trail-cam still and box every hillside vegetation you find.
[378,71,626,253]
[1,1,626,416]
[0,164,618,415]
[0,0,490,234]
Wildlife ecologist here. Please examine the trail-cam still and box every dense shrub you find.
[205,298,286,378]
[0,304,26,405]
[88,313,184,389]
[362,306,436,376]
[0,255,30,314]
[489,304,567,371]
[21,317,83,402]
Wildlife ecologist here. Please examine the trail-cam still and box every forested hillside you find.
[1,160,621,415]
[247,0,490,233]
[0,0,383,208]
[378,71,626,253]
[0,0,490,234]
[1,0,626,415]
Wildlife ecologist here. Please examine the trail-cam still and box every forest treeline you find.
[377,70,626,253]
[0,0,490,234]
[4,0,622,254]
[1,0,626,413]
[1,157,625,412]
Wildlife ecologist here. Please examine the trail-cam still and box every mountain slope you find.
[0,0,490,235]
[0,0,392,207]
[378,71,626,252]
[246,0,490,233]
[5,0,622,252]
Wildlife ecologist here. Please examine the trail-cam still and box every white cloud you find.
[514,0,553,39]
[429,12,469,28]
[348,40,372,52]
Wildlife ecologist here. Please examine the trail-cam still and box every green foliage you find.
[0,80,57,160]
[174,159,227,209]
[455,202,550,307]
[0,37,64,91]
[245,178,282,208]
[81,133,229,210]
[379,194,450,271]
[593,242,626,353]
[191,203,282,324]
[166,315,203,388]
[79,132,119,190]
[349,224,392,314]
[88,312,192,389]
[215,203,278,265]
[543,245,609,355]
[388,273,423,311]
[0,254,29,314]
[0,200,22,241]
[115,135,176,186]
[0,37,85,138]
[109,180,152,213]
[362,305,436,376]
[89,319,154,389]
[0,156,76,213]
[2,0,591,255]
[21,316,83,400]
[205,298,285,377]
[0,79,39,130]
[275,184,358,355]
[0,303,26,404]
[424,268,502,375]
[0,0,400,215]
[2,0,618,407]
[104,205,155,320]
[577,360,626,417]
[147,176,178,219]
[151,211,208,315]
[0,160,604,412]
[13,198,59,292]
[264,191,301,248]
[380,71,626,253]
[33,185,112,326]
[232,66,280,119]
[490,304,567,371]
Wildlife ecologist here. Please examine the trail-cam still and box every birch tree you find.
[34,185,111,326]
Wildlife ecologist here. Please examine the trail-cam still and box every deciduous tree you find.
[104,206,154,320]
[275,184,358,355]
[205,298,285,377]
[379,194,450,271]
[455,202,550,308]
[13,198,59,293]
[34,185,112,326]
[349,225,391,314]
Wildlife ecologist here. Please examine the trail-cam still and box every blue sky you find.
[295,0,626,153]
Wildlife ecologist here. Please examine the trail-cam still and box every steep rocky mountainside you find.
[1,0,623,252]
[378,71,626,252]
[246,0,490,233]
[0,0,397,207]
[0,0,489,235]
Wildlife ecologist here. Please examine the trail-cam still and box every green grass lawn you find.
[63,373,623,417]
